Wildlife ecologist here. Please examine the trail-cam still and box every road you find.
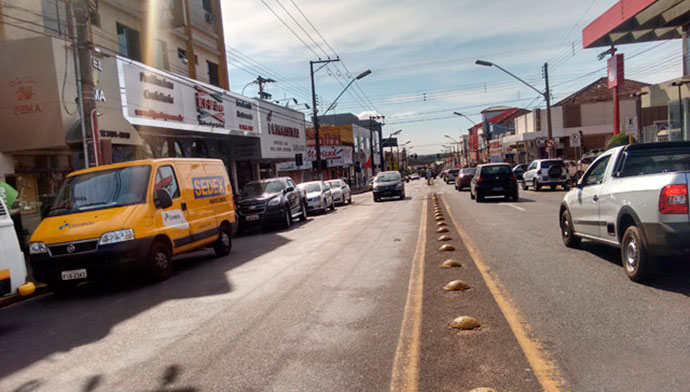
[2,179,690,391]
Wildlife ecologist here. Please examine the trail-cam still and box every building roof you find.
[481,106,513,113]
[554,77,649,106]
[583,0,689,48]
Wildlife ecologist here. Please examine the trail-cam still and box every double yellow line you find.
[389,195,565,392]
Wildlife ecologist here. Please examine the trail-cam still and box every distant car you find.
[410,173,420,181]
[512,164,528,181]
[470,163,519,202]
[446,168,460,184]
[373,171,405,202]
[298,181,334,215]
[454,167,475,190]
[326,179,352,205]
[521,159,569,191]
[367,176,375,190]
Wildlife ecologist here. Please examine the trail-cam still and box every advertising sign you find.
[306,124,354,146]
[305,146,353,168]
[0,182,18,208]
[118,58,259,137]
[607,54,624,88]
[257,101,307,160]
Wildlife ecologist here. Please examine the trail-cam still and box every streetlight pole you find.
[453,112,476,166]
[310,58,340,178]
[475,60,554,158]
[387,129,402,170]
[323,70,372,115]
[444,135,461,167]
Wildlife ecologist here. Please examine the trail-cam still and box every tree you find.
[606,133,635,149]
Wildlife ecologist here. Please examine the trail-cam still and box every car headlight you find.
[268,197,281,207]
[29,242,48,254]
[99,229,135,245]
[396,183,403,189]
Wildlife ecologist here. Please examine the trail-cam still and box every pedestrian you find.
[425,167,432,185]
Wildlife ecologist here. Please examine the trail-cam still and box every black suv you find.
[237,177,306,229]
[470,163,519,202]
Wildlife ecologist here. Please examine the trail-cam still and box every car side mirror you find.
[155,188,173,209]
[285,186,294,193]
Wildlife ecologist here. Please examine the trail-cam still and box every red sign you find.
[195,85,225,127]
[607,53,624,88]
[469,128,479,150]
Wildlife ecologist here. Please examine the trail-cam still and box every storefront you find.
[257,100,306,184]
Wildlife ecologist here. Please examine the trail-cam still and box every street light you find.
[323,70,372,115]
[476,59,554,158]
[386,129,402,170]
[453,112,477,125]
[310,58,341,177]
[444,135,462,167]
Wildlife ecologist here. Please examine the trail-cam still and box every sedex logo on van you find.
[192,176,226,199]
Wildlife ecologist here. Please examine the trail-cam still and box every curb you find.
[0,283,50,308]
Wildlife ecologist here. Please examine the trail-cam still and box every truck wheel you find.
[560,210,581,248]
[213,225,232,257]
[149,241,173,281]
[622,226,655,282]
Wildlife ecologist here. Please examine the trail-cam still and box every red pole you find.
[613,85,620,135]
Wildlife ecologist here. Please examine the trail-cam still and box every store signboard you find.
[607,54,624,88]
[118,58,259,137]
[257,100,306,160]
[305,146,354,168]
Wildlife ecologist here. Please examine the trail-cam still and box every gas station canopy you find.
[583,0,690,48]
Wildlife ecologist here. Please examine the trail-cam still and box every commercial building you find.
[582,0,690,143]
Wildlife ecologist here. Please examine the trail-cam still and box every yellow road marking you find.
[440,195,565,392]
[390,197,427,392]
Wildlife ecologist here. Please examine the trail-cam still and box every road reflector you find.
[441,259,462,268]
[450,316,481,330]
[443,280,471,291]
[436,222,447,227]
[439,244,455,251]
[437,227,449,233]
[438,235,452,241]
[435,217,445,221]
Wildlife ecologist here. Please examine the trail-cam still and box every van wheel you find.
[622,226,655,282]
[213,225,232,257]
[560,210,581,248]
[148,241,172,281]
[299,203,307,221]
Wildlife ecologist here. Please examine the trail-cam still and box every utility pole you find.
[310,59,340,178]
[369,117,375,177]
[256,76,275,100]
[69,0,98,167]
[543,62,553,158]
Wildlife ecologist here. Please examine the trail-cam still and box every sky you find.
[221,0,683,155]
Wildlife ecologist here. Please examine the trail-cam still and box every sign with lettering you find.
[257,100,306,159]
[192,176,226,199]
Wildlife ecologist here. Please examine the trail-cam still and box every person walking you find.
[425,167,433,185]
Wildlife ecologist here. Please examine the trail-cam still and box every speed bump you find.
[438,235,452,241]
[441,259,462,268]
[436,227,449,233]
[443,280,471,291]
[450,316,481,330]
[439,244,455,251]
[436,221,447,227]
[435,216,445,221]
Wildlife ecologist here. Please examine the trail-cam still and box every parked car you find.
[30,159,237,291]
[470,163,519,202]
[326,179,352,205]
[237,177,306,230]
[410,173,420,181]
[1,196,35,297]
[559,142,690,282]
[446,168,460,184]
[367,176,375,191]
[298,181,334,214]
[512,164,528,181]
[521,159,569,191]
[373,171,405,202]
[576,150,603,178]
[454,167,475,190]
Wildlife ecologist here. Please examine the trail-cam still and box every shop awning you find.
[583,0,690,48]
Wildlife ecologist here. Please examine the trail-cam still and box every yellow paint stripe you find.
[440,195,566,392]
[390,197,428,392]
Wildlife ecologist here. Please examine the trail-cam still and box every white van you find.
[0,197,35,297]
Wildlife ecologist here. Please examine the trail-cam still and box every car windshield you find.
[304,183,322,193]
[241,181,283,197]
[541,160,564,169]
[49,165,151,216]
[376,173,401,182]
[326,181,341,189]
[619,147,690,177]
[481,165,511,176]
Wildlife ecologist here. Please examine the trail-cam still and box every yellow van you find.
[29,158,236,290]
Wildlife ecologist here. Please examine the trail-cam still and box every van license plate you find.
[61,269,87,281]
[246,214,260,222]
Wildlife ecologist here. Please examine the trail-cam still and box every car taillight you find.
[659,184,688,214]
[509,173,516,181]
[476,176,483,183]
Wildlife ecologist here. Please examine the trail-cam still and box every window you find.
[202,0,213,13]
[155,40,169,70]
[154,166,180,199]
[41,0,67,36]
[207,61,220,86]
[178,48,187,61]
[116,23,141,61]
[582,155,611,187]
[481,165,511,176]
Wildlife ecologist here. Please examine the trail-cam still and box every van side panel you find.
[203,161,236,228]
[175,160,224,249]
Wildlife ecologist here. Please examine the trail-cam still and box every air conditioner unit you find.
[205,12,216,24]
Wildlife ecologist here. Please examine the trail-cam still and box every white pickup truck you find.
[559,142,690,282]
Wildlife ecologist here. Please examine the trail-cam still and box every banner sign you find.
[0,181,18,209]
[607,54,624,88]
